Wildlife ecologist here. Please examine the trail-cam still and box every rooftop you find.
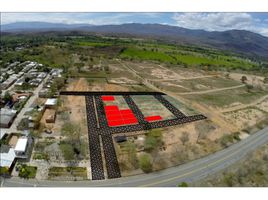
[14,138,28,152]
[0,148,16,168]
[45,98,57,106]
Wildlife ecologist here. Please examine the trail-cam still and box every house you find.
[39,88,50,98]
[0,108,17,128]
[0,130,7,140]
[37,72,47,79]
[14,137,28,157]
[51,69,63,78]
[0,148,16,169]
[45,109,56,123]
[45,98,57,108]
[0,75,17,90]
[14,78,25,86]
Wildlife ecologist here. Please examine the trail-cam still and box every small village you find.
[0,60,63,178]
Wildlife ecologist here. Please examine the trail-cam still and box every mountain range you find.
[2,22,268,59]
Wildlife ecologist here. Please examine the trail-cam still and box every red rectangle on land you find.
[120,109,133,115]
[105,110,120,115]
[106,114,122,121]
[124,118,138,124]
[104,105,119,111]
[102,96,115,101]
[121,114,136,120]
[108,120,124,127]
[145,115,162,122]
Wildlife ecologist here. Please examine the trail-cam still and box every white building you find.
[45,98,57,108]
[14,137,28,157]
[0,149,16,168]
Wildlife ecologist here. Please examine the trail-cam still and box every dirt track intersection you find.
[60,91,206,180]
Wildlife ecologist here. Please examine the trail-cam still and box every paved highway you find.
[1,126,268,187]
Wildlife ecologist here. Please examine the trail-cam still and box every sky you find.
[1,12,268,36]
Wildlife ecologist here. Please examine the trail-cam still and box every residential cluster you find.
[0,60,63,175]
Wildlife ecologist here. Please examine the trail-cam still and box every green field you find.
[120,47,257,70]
[184,87,267,108]
[48,167,87,179]
[75,41,112,47]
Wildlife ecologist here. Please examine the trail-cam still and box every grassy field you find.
[121,47,175,63]
[48,167,87,179]
[180,76,242,91]
[75,41,112,47]
[184,87,267,108]
[120,47,257,70]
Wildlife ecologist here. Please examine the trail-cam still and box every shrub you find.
[144,129,163,152]
[18,165,37,179]
[178,182,188,187]
[139,153,153,173]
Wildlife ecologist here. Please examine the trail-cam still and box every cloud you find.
[172,13,268,37]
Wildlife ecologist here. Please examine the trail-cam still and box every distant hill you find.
[1,21,93,32]
[2,22,268,59]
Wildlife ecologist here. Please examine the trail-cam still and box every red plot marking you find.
[108,120,124,127]
[106,114,122,121]
[124,118,138,125]
[105,106,139,127]
[102,96,115,101]
[105,110,120,115]
[120,109,133,115]
[104,105,119,111]
[122,114,136,120]
[145,115,162,122]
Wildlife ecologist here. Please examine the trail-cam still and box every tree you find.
[139,153,153,173]
[74,62,84,73]
[25,77,30,83]
[144,129,163,152]
[246,84,254,92]
[178,182,188,187]
[241,76,247,83]
[61,123,81,149]
[3,91,12,103]
[180,132,189,145]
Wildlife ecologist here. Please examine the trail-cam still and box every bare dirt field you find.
[224,108,267,130]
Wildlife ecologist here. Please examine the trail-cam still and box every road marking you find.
[140,132,267,187]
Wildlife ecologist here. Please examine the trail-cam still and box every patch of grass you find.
[185,87,267,108]
[59,142,75,160]
[48,167,87,179]
[120,47,175,63]
[120,47,257,70]
[34,140,54,152]
[18,165,37,179]
[75,41,112,47]
[33,152,49,161]
[0,167,10,177]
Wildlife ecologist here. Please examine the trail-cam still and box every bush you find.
[144,129,163,152]
[139,153,153,173]
[59,142,75,160]
[178,182,188,187]
[18,165,37,179]
[0,167,10,177]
